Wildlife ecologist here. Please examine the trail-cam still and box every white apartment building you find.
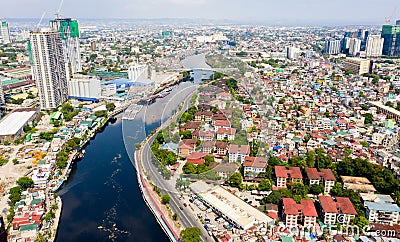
[30,29,69,109]
[366,35,384,57]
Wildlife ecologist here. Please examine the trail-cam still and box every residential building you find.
[343,57,371,75]
[0,20,11,44]
[324,39,341,55]
[341,176,376,193]
[50,18,82,73]
[318,196,357,225]
[178,139,196,157]
[360,193,400,225]
[348,38,361,56]
[275,166,303,188]
[243,156,267,179]
[370,101,400,123]
[286,46,300,60]
[216,128,236,141]
[282,198,318,228]
[366,35,384,57]
[215,141,228,156]
[228,144,250,163]
[381,24,400,57]
[305,168,336,194]
[29,29,69,109]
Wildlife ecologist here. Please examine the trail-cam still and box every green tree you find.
[179,130,192,139]
[363,113,373,124]
[264,190,282,204]
[309,184,325,195]
[180,227,202,242]
[106,102,116,112]
[227,172,242,188]
[16,176,34,190]
[34,233,46,242]
[204,155,214,166]
[258,179,272,191]
[289,156,307,169]
[0,158,8,166]
[161,194,170,204]
[183,162,197,174]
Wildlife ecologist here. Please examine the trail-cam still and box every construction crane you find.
[55,0,64,19]
[36,12,46,29]
[385,7,398,24]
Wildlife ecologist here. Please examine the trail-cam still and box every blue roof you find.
[103,78,133,86]
[365,201,400,212]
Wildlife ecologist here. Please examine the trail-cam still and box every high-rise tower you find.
[30,29,68,109]
[365,35,384,57]
[50,18,82,74]
[381,24,400,57]
[0,20,11,44]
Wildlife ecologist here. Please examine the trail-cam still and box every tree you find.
[204,155,214,166]
[44,211,55,222]
[16,176,34,190]
[180,227,202,242]
[34,233,46,242]
[258,179,272,191]
[0,158,8,166]
[95,110,108,117]
[179,130,192,139]
[289,156,307,169]
[363,113,373,124]
[183,162,197,174]
[161,194,170,204]
[227,172,242,188]
[309,184,324,195]
[106,102,116,112]
[306,150,316,167]
[264,190,282,205]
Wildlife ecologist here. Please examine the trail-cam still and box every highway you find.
[139,82,213,241]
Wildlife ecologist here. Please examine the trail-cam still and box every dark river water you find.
[56,54,213,242]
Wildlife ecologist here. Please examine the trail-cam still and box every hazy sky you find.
[1,0,400,25]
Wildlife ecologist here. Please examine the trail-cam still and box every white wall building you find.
[324,39,341,55]
[0,20,11,44]
[68,75,101,99]
[348,38,361,56]
[128,64,148,81]
[366,35,384,57]
[30,29,69,110]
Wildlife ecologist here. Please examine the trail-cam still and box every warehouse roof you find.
[0,111,36,136]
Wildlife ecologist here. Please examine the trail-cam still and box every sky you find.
[1,0,400,25]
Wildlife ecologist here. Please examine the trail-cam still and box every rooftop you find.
[0,111,37,136]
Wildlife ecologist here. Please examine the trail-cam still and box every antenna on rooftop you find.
[55,0,64,19]
[36,12,46,29]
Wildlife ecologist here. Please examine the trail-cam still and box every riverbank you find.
[134,91,197,241]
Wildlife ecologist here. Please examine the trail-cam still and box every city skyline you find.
[1,0,400,25]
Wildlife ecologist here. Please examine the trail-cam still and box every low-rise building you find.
[318,196,357,225]
[275,166,303,188]
[243,156,267,179]
[341,176,376,193]
[282,198,318,228]
[228,144,250,163]
[305,168,336,194]
[360,193,400,225]
[190,181,274,230]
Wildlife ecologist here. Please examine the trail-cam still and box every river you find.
[56,54,212,242]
